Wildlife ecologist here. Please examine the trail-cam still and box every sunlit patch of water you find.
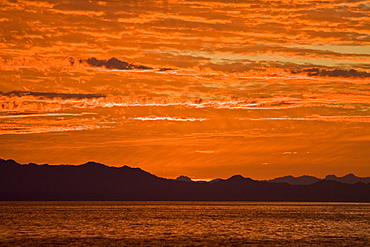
[0,202,369,246]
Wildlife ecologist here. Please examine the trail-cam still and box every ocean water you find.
[0,202,369,246]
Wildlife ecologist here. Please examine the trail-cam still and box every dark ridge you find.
[267,174,370,185]
[226,175,254,183]
[0,159,369,202]
[1,91,105,99]
[86,57,152,70]
[325,174,370,184]
[81,161,108,168]
[267,175,321,185]
[176,176,193,182]
[228,174,245,180]
[209,178,223,183]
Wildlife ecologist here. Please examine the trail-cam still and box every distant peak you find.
[176,176,193,182]
[120,165,145,172]
[209,178,222,183]
[81,161,107,167]
[228,175,245,180]
[326,174,357,179]
[0,159,21,166]
[344,173,356,178]
[3,158,16,163]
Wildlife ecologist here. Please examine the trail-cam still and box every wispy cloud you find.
[246,116,370,123]
[133,116,208,122]
[1,0,369,73]
[0,112,96,119]
[0,124,108,135]
[195,150,218,154]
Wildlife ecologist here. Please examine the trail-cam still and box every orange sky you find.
[0,0,369,180]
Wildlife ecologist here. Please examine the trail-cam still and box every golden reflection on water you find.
[0,202,369,246]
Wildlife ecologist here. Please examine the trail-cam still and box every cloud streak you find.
[0,112,96,119]
[133,116,209,122]
[292,68,370,78]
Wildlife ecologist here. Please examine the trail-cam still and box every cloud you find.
[0,124,107,135]
[1,0,369,72]
[195,150,218,154]
[53,0,100,12]
[292,68,370,78]
[86,57,152,70]
[1,91,105,99]
[0,91,107,113]
[246,116,370,123]
[0,112,95,119]
[304,8,344,22]
[132,116,208,122]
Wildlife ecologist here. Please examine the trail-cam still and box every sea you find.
[0,202,369,246]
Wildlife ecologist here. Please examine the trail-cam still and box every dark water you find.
[0,202,369,246]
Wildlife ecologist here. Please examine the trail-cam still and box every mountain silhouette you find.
[267,175,321,185]
[268,174,370,185]
[175,176,193,182]
[0,159,369,202]
[325,174,370,184]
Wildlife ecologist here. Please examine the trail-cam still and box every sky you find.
[0,0,369,180]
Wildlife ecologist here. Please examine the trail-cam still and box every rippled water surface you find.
[0,202,369,246]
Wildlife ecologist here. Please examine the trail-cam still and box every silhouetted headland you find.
[0,159,369,201]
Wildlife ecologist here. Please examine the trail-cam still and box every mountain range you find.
[0,159,369,202]
[266,174,370,185]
